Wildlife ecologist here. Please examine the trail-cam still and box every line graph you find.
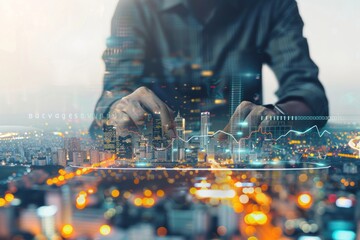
[177,125,330,144]
[275,125,331,141]
[118,125,331,150]
[177,128,273,144]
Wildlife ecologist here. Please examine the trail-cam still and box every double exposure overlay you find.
[1,0,360,240]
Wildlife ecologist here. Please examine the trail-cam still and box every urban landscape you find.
[2,0,359,239]
[0,112,359,240]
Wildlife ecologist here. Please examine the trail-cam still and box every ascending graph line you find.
[275,125,331,141]
[119,125,331,150]
[177,128,273,144]
[177,125,330,145]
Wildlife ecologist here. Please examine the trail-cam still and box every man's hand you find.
[107,87,175,137]
[218,99,315,140]
[219,101,279,140]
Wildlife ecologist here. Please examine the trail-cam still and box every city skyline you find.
[1,1,360,238]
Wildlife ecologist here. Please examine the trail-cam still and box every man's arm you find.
[90,0,146,138]
[264,0,329,124]
[90,0,175,138]
[220,0,328,138]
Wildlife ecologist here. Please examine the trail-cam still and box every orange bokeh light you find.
[297,193,313,209]
[144,189,152,197]
[61,224,73,238]
[157,227,167,236]
[0,198,6,207]
[99,225,111,236]
[5,193,14,202]
[111,189,120,198]
[156,189,165,197]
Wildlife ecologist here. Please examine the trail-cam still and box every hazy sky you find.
[0,0,359,129]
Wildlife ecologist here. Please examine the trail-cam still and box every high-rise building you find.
[46,156,52,165]
[37,205,58,239]
[138,135,152,160]
[229,76,243,134]
[172,112,186,162]
[152,113,163,149]
[200,112,210,151]
[89,149,100,165]
[72,151,86,166]
[33,156,47,166]
[214,141,231,162]
[232,140,242,163]
[99,151,114,161]
[207,136,216,161]
[57,149,67,167]
[103,125,116,154]
[155,147,168,162]
[116,135,133,160]
[175,112,186,139]
[45,191,62,231]
[61,185,72,226]
[52,152,58,165]
[64,138,81,162]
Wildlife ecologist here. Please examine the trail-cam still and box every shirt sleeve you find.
[90,0,147,137]
[264,0,329,118]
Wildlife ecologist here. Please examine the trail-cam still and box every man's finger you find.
[218,101,254,140]
[108,111,137,136]
[258,112,277,129]
[122,98,148,127]
[133,87,176,136]
[243,106,273,136]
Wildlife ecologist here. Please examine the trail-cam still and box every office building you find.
[89,149,100,164]
[138,135,152,160]
[64,138,81,162]
[37,205,58,239]
[103,125,116,154]
[72,151,86,166]
[200,112,210,152]
[172,112,186,161]
[152,113,163,148]
[116,135,133,160]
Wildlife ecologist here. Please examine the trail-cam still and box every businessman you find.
[90,0,328,139]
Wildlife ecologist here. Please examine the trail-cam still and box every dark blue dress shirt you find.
[91,0,329,135]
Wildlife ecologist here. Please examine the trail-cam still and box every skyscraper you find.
[200,112,210,152]
[155,148,168,162]
[172,112,186,162]
[117,135,133,160]
[72,151,86,166]
[57,149,67,167]
[138,135,152,160]
[64,137,81,162]
[89,149,100,164]
[61,185,72,227]
[152,113,163,149]
[175,112,186,139]
[37,205,58,239]
[232,139,242,163]
[103,124,116,154]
